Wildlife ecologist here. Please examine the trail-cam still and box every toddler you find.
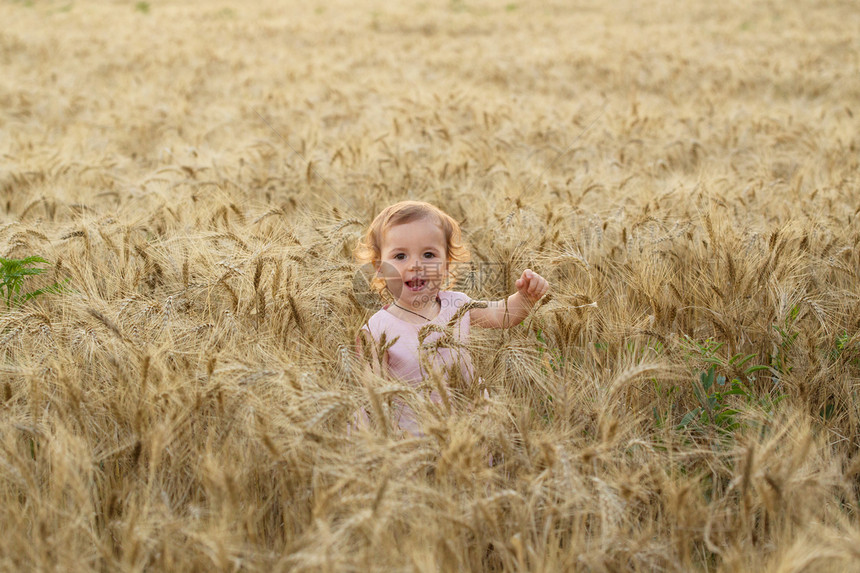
[354,200,549,435]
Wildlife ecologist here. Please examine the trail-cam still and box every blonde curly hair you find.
[355,201,470,291]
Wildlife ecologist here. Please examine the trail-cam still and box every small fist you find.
[515,269,549,303]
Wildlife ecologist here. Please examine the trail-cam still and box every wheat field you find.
[1,0,859,570]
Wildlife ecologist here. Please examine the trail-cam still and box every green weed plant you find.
[0,256,68,308]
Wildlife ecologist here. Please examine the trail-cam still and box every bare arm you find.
[471,269,549,329]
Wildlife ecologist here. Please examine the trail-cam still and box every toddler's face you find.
[378,217,449,306]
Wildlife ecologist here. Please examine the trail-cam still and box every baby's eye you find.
[423,252,436,259]
[393,253,406,260]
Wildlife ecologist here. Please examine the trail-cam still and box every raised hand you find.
[515,269,549,303]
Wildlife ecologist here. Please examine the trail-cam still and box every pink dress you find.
[361,290,475,435]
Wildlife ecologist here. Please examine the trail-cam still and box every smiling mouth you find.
[405,279,427,291]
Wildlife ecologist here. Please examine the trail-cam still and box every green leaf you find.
[723,388,749,397]
[679,408,702,428]
[700,367,716,392]
[0,256,67,308]
[19,279,70,303]
[720,408,741,416]
[790,305,800,321]
[730,353,757,368]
